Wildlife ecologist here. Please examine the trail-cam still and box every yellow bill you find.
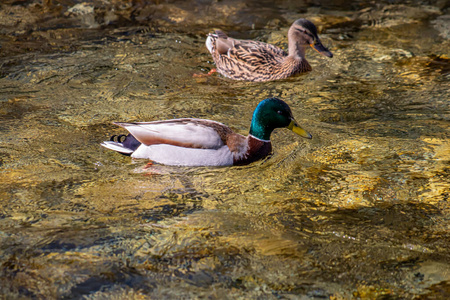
[287,120,312,139]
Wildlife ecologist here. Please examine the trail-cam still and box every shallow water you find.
[1,0,450,298]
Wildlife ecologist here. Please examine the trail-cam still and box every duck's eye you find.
[277,110,283,115]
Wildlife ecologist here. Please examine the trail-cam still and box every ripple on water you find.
[0,0,450,299]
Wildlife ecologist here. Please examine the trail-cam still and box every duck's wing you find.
[208,32,290,81]
[227,40,287,67]
[208,30,287,67]
[113,118,235,150]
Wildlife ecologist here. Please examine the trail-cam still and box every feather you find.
[205,18,332,82]
[132,144,234,166]
[113,119,231,149]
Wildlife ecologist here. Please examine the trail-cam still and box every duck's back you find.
[206,31,305,82]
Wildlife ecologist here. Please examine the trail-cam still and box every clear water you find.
[0,0,449,298]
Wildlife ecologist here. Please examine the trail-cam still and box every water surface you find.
[0,0,449,298]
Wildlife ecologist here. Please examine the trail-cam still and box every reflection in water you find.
[0,0,449,298]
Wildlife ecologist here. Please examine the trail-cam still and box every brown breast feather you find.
[233,136,272,165]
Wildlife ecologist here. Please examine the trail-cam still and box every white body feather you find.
[132,144,234,166]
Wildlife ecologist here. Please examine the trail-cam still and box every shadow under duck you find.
[206,18,333,82]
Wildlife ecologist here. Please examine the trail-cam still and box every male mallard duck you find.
[205,18,333,82]
[101,98,312,167]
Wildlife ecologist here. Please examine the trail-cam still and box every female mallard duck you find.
[205,18,333,82]
[101,98,312,167]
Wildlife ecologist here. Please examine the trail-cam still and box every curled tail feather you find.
[101,134,141,156]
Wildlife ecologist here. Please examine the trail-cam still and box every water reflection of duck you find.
[101,98,312,167]
[205,19,333,82]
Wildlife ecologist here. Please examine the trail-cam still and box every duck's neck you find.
[284,33,311,72]
[287,28,307,59]
[288,41,307,58]
[249,118,273,141]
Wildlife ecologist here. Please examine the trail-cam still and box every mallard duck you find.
[205,18,333,82]
[101,98,312,167]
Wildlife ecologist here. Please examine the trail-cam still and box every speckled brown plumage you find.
[205,18,333,82]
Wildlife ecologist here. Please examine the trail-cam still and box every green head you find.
[249,98,312,141]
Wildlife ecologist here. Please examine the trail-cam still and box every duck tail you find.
[101,134,141,156]
[206,30,230,54]
[206,34,215,53]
